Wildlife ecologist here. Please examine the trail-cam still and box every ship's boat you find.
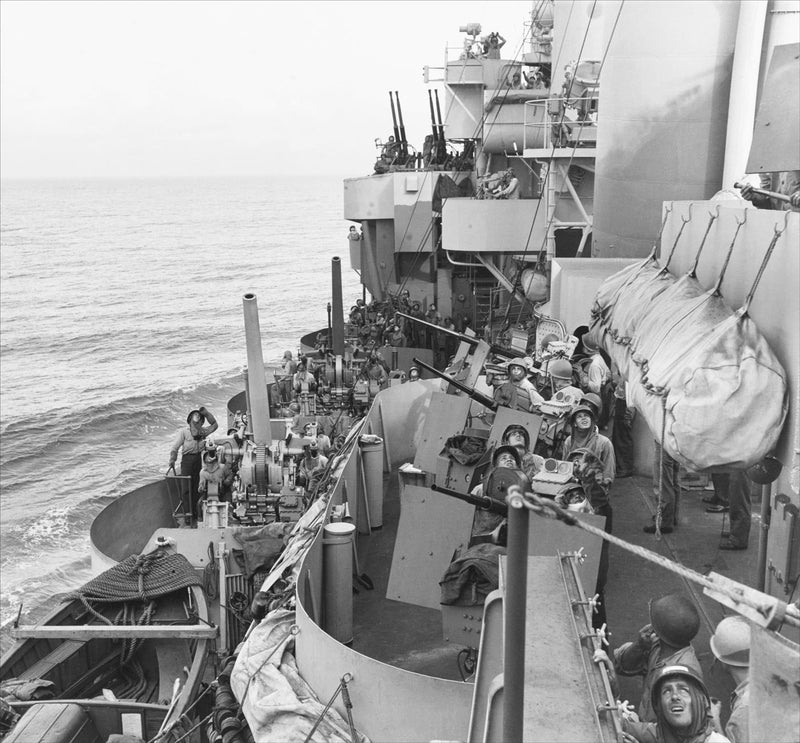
[0,551,213,743]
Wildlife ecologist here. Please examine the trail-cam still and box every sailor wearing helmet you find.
[620,664,728,743]
[613,593,703,724]
[504,357,544,412]
[493,169,520,199]
[168,406,219,515]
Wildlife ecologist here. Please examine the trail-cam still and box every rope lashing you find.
[303,673,356,743]
[741,211,790,317]
[688,206,720,278]
[712,209,747,296]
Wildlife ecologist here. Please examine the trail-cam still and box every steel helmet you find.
[709,616,751,667]
[503,424,530,450]
[649,594,700,648]
[580,393,603,418]
[582,332,601,353]
[492,445,522,468]
[650,664,709,709]
[507,357,528,372]
[569,405,596,423]
[548,358,573,380]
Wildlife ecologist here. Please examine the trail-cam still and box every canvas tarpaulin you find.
[588,220,788,472]
[231,609,368,742]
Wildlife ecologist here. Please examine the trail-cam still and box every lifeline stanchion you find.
[503,490,530,743]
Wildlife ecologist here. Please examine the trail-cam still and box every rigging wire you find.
[513,0,626,325]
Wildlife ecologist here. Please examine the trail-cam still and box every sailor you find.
[382,135,400,163]
[293,361,317,395]
[611,368,635,479]
[303,421,332,457]
[505,358,544,412]
[613,593,704,724]
[580,333,612,428]
[347,225,361,241]
[407,365,421,381]
[388,325,406,347]
[740,172,800,212]
[279,350,297,403]
[646,441,680,535]
[621,665,730,743]
[365,352,388,388]
[709,617,751,743]
[198,445,233,503]
[561,404,615,626]
[484,31,506,59]
[297,442,329,493]
[501,424,543,480]
[470,444,522,540]
[707,471,751,551]
[508,71,524,90]
[493,169,520,199]
[542,357,575,398]
[168,406,219,516]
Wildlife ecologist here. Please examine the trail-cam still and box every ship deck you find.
[351,468,758,716]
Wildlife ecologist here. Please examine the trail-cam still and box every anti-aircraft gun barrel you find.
[733,181,792,203]
[389,92,401,156]
[396,311,514,359]
[242,292,272,446]
[428,90,439,145]
[434,89,447,160]
[395,90,408,160]
[430,483,507,515]
[412,357,498,410]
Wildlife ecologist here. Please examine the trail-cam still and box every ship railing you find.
[523,93,599,151]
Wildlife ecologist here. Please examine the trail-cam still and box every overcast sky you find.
[1,1,531,178]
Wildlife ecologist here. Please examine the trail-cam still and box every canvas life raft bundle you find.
[588,206,789,473]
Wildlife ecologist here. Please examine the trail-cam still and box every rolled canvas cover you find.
[589,263,787,472]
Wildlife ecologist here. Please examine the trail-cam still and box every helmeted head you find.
[204,444,218,464]
[187,409,204,425]
[492,445,522,469]
[283,350,293,360]
[507,358,528,382]
[558,484,591,512]
[582,332,601,354]
[650,665,710,735]
[540,333,559,354]
[408,366,420,380]
[569,405,595,432]
[649,594,701,649]
[502,424,530,452]
[548,358,573,387]
[710,616,751,667]
[580,393,603,419]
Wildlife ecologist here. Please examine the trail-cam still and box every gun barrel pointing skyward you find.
[428,89,439,143]
[434,89,447,158]
[395,90,408,159]
[389,91,401,149]
[412,356,499,410]
[397,312,514,359]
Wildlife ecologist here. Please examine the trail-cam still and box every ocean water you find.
[0,176,362,646]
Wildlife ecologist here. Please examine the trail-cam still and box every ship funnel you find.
[331,257,345,356]
[242,293,271,446]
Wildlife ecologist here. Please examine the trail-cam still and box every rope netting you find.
[68,549,201,604]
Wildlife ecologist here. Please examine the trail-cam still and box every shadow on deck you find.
[350,467,759,719]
